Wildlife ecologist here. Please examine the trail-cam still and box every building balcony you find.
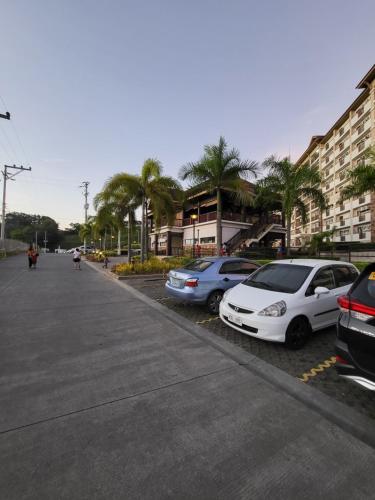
[352,194,371,209]
[351,232,371,242]
[182,211,282,226]
[336,218,350,228]
[352,212,371,225]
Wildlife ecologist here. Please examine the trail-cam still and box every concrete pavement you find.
[1,253,375,499]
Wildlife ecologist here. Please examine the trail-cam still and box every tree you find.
[253,179,283,221]
[79,219,94,245]
[309,227,337,256]
[341,147,375,199]
[94,188,137,261]
[262,156,326,256]
[6,212,59,247]
[179,136,258,255]
[98,159,182,262]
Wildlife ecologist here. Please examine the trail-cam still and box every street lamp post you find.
[191,213,198,258]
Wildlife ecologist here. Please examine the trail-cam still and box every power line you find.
[0,93,30,165]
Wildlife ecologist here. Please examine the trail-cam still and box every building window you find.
[357,123,364,135]
[339,127,345,136]
[325,142,330,150]
[200,236,215,244]
[339,142,344,151]
[358,141,365,152]
[357,106,364,118]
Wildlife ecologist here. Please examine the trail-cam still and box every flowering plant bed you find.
[112,256,192,276]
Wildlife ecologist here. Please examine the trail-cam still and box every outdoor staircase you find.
[226,222,286,253]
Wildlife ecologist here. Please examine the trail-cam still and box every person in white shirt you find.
[72,248,81,270]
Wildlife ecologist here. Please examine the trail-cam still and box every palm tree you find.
[94,188,136,261]
[341,147,375,199]
[262,156,326,256]
[79,218,94,246]
[179,136,258,255]
[309,227,337,256]
[93,204,118,250]
[96,159,182,262]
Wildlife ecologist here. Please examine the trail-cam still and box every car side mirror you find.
[315,286,330,297]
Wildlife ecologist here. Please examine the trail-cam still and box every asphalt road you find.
[1,254,375,499]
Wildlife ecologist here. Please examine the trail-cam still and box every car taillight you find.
[337,295,375,317]
[337,295,350,312]
[185,278,198,288]
[335,355,348,365]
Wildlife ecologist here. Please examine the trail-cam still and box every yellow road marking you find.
[196,316,220,325]
[298,356,337,383]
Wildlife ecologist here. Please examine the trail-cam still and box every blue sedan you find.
[165,257,260,314]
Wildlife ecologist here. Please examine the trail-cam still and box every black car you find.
[336,262,375,390]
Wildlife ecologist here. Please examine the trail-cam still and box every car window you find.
[350,264,375,308]
[333,265,358,287]
[243,263,313,293]
[239,262,259,273]
[219,261,242,274]
[306,267,335,296]
[182,260,212,272]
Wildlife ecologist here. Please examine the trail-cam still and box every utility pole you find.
[1,164,31,250]
[80,181,89,253]
[44,230,47,253]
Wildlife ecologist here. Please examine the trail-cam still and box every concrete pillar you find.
[167,231,172,256]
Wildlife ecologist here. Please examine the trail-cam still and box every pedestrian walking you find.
[32,249,39,268]
[27,245,34,269]
[102,256,109,269]
[73,248,82,270]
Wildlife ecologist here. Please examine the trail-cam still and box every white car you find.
[219,259,359,349]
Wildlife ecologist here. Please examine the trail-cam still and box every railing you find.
[182,211,282,227]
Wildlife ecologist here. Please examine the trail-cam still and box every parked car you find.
[165,257,260,314]
[220,259,359,349]
[335,263,375,390]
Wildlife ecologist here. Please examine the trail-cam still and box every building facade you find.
[149,182,285,256]
[291,65,375,247]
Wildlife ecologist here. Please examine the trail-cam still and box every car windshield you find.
[243,263,313,293]
[182,259,213,273]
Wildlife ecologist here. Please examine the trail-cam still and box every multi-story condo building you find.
[149,181,285,256]
[291,65,375,247]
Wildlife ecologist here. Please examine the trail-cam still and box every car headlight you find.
[223,290,231,301]
[258,300,287,317]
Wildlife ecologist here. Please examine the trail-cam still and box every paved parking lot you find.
[125,276,375,420]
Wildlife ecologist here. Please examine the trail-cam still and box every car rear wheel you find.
[285,317,310,350]
[207,290,223,315]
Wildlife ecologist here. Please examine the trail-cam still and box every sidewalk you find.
[1,254,375,499]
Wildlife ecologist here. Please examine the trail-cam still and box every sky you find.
[0,0,374,229]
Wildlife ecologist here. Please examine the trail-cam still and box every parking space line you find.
[196,316,220,325]
[298,356,337,383]
[156,297,171,302]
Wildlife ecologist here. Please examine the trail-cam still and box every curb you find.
[85,259,375,449]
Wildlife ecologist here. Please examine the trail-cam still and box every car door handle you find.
[222,277,229,282]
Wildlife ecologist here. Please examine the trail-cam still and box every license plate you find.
[228,314,242,326]
[170,277,181,288]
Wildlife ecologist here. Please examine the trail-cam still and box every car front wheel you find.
[284,317,310,350]
[207,290,223,315]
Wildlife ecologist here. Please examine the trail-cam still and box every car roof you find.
[269,259,355,268]
[200,256,254,263]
